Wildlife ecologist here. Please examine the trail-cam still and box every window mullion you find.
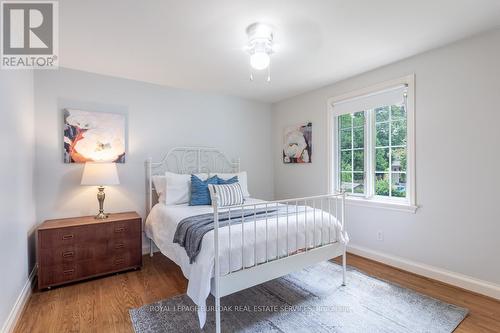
[403,91,411,202]
[366,109,374,198]
[335,116,340,193]
[388,107,392,197]
[351,126,354,194]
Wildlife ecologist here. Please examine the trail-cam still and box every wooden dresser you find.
[37,212,142,289]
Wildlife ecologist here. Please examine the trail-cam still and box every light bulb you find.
[250,51,270,70]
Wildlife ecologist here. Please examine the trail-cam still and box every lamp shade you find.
[81,162,120,186]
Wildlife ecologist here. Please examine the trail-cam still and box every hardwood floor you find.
[15,255,187,333]
[14,253,500,332]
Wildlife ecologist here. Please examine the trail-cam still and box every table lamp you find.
[81,162,120,219]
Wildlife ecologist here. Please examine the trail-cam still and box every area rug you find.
[130,262,468,332]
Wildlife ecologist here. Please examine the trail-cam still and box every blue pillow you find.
[190,175,218,206]
[217,175,238,185]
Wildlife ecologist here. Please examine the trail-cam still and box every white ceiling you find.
[60,0,500,102]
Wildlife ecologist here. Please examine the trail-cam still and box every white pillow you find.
[165,172,208,205]
[214,171,250,197]
[152,175,166,203]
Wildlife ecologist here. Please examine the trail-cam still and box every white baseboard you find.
[348,244,500,300]
[1,265,37,333]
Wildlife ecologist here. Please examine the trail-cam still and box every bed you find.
[145,147,348,333]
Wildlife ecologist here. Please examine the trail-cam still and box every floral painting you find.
[283,122,312,163]
[63,109,126,163]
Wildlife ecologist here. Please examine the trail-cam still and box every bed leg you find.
[342,246,347,286]
[215,295,221,333]
[149,239,154,258]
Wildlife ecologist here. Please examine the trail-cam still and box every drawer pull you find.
[62,234,74,240]
[63,269,75,275]
[114,258,125,265]
[115,243,126,249]
[62,251,74,258]
[114,227,126,233]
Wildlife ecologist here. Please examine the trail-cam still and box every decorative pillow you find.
[208,183,245,207]
[165,172,208,205]
[213,171,250,197]
[190,175,218,206]
[217,175,238,185]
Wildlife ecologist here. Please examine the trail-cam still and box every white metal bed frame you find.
[146,147,347,333]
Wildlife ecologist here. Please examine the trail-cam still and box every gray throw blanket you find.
[174,206,301,263]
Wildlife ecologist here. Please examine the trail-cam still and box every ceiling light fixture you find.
[245,23,274,82]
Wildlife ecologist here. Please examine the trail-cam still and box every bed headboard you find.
[146,147,240,214]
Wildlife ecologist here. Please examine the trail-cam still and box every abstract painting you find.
[283,122,312,163]
[63,109,126,163]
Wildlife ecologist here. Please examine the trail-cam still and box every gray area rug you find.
[130,262,468,332]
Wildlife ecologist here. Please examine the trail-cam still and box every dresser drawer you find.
[38,243,108,266]
[92,251,142,275]
[109,219,141,239]
[108,237,141,254]
[39,261,94,287]
[39,225,108,249]
[109,250,141,271]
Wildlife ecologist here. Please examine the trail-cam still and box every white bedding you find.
[145,198,345,327]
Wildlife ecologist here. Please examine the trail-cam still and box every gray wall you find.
[0,71,36,330]
[272,28,500,285]
[33,68,274,243]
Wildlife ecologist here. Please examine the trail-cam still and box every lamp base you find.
[94,212,109,219]
[95,186,109,219]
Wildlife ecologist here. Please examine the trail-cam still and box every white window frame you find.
[327,74,417,213]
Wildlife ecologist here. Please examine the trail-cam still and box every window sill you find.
[345,196,418,213]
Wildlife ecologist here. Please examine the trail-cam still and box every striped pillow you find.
[208,183,245,207]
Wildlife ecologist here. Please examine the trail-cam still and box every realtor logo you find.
[1,1,58,69]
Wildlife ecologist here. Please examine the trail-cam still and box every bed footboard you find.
[212,192,347,333]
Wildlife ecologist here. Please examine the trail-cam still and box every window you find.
[339,112,366,195]
[328,75,416,212]
[374,104,407,198]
